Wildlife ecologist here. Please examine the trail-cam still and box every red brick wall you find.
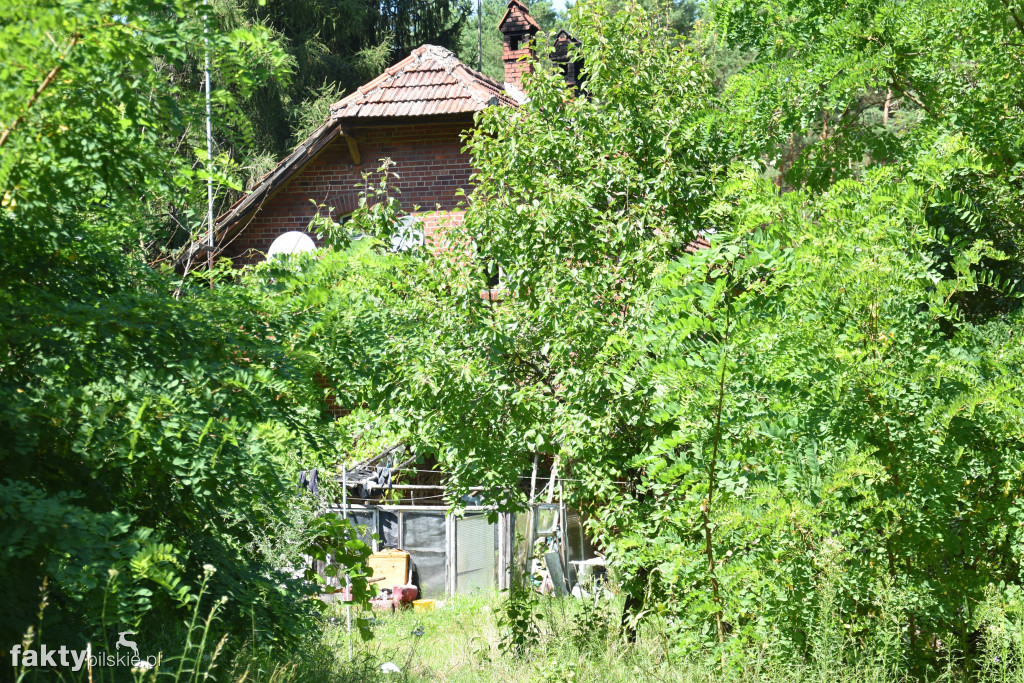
[502,47,534,91]
[221,121,472,266]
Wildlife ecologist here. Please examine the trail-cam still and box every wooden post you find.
[498,512,514,590]
[529,453,540,502]
[446,513,457,596]
[343,465,352,662]
[546,458,558,504]
[342,131,361,165]
[558,482,570,591]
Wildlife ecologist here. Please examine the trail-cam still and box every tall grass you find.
[11,587,1024,681]
[330,591,1024,683]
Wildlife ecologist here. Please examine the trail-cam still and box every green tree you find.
[259,0,1024,672]
[140,0,472,256]
[258,0,728,641]
[710,0,1024,318]
[604,0,699,34]
[0,0,371,655]
[244,0,471,152]
[634,159,1024,666]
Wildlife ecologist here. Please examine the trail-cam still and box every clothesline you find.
[338,466,630,487]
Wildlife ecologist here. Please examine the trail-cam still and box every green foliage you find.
[336,592,1024,681]
[498,579,543,658]
[0,0,297,260]
[708,0,1024,317]
[0,227,373,647]
[259,0,1024,673]
[601,0,700,36]
[241,0,469,153]
[0,0,373,663]
[251,1,727,516]
[8,0,1024,675]
[633,159,1024,663]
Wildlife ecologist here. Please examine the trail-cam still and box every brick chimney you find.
[498,0,540,96]
[551,29,584,90]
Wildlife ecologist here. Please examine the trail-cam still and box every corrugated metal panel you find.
[455,514,496,593]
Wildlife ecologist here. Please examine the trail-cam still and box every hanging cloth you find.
[297,468,319,495]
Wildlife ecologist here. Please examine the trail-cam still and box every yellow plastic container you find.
[413,599,435,612]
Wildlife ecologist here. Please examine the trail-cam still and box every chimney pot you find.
[498,0,540,95]
[551,29,584,90]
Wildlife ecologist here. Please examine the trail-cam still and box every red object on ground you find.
[392,585,418,607]
[367,584,419,611]
[333,583,418,609]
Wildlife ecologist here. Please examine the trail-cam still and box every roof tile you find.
[331,44,517,120]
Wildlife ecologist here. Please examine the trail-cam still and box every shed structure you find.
[336,501,591,599]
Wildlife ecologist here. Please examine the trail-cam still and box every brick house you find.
[211,0,564,266]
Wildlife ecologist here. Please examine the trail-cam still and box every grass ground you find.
[22,590,1023,681]
[305,593,998,683]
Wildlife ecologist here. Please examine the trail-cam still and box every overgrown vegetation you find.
[0,0,373,671]
[265,593,1024,681]
[262,0,1024,676]
[4,0,1024,678]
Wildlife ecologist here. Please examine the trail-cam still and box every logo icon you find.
[115,632,139,662]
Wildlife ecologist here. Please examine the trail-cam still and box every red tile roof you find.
[331,45,518,119]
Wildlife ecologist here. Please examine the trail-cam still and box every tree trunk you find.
[621,566,649,643]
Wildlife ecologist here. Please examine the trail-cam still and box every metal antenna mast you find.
[204,0,214,271]
[477,0,483,71]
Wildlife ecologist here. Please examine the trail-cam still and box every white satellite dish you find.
[266,231,316,259]
[390,216,425,252]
